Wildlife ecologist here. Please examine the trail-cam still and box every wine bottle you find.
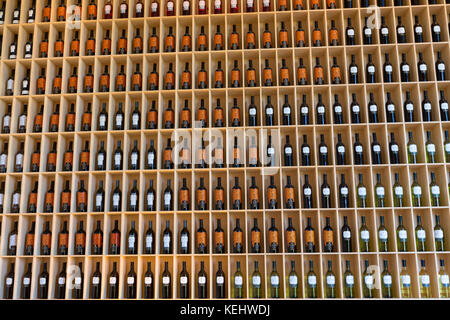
[323,217,334,252]
[438,260,449,298]
[380,260,392,298]
[320,174,331,209]
[144,221,155,254]
[336,134,346,166]
[196,219,207,254]
[269,261,280,298]
[374,173,385,207]
[233,219,243,253]
[72,262,84,299]
[343,260,354,298]
[41,221,51,255]
[21,263,32,299]
[411,172,422,207]
[75,220,86,255]
[359,216,370,252]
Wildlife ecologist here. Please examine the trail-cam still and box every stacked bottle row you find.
[1,207,447,257]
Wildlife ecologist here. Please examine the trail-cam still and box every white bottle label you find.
[198,276,206,285]
[6,278,12,285]
[355,145,363,153]
[308,275,316,286]
[433,25,440,33]
[402,65,410,72]
[364,28,372,36]
[361,230,370,240]
[145,277,152,285]
[442,103,449,111]
[109,277,117,285]
[289,275,298,286]
[369,104,377,112]
[283,107,291,115]
[216,276,224,284]
[231,0,237,8]
[302,146,310,154]
[409,144,417,153]
[415,26,422,34]
[397,27,405,34]
[383,275,392,286]
[347,29,354,36]
[346,275,354,286]
[381,27,388,35]
[350,66,358,74]
[326,275,335,286]
[379,230,388,240]
[338,146,345,153]
[320,146,327,154]
[343,231,351,239]
[131,153,138,165]
[301,107,308,115]
[413,186,421,196]
[180,276,188,285]
[163,276,170,285]
[285,147,292,154]
[406,103,413,111]
[215,0,221,8]
[92,277,100,285]
[440,275,449,286]
[127,277,134,285]
[385,65,392,73]
[420,64,427,72]
[23,277,30,285]
[340,187,348,195]
[424,103,431,111]
[270,276,279,286]
[368,66,375,73]
[234,276,243,286]
[322,187,330,196]
[266,107,273,115]
[335,105,342,113]
[391,144,399,152]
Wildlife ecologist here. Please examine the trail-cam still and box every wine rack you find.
[0,0,449,300]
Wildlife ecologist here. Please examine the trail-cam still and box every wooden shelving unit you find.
[0,0,449,299]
